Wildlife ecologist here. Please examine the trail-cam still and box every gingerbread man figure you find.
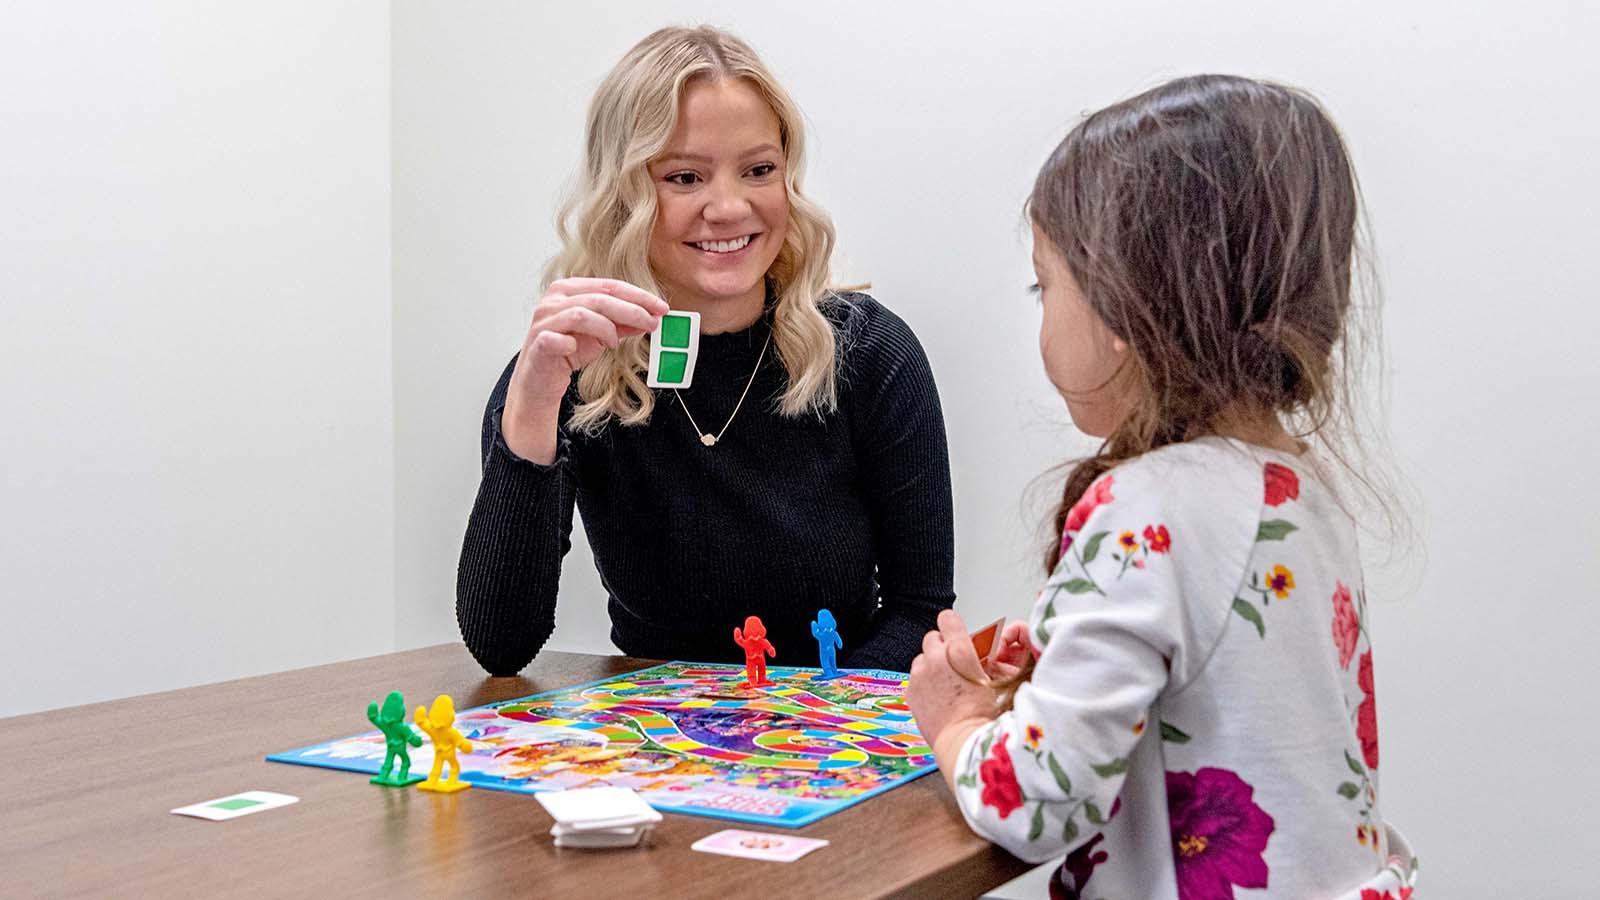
[733,615,776,688]
[414,694,474,793]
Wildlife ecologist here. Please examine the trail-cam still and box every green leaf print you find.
[1028,803,1045,841]
[1080,531,1111,564]
[1337,781,1361,799]
[1062,816,1079,844]
[1036,587,1062,647]
[979,730,994,758]
[1063,578,1098,594]
[1257,519,1299,541]
[1091,757,1128,778]
[1345,749,1367,776]
[1232,597,1266,638]
[1047,752,1073,795]
[1159,721,1192,743]
[1085,801,1106,824]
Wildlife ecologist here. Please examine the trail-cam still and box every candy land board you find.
[266,662,936,827]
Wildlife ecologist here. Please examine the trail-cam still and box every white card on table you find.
[646,310,701,389]
[691,828,830,862]
[171,790,299,821]
[535,786,662,830]
[551,822,653,849]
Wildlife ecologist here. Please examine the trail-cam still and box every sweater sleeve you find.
[454,356,579,675]
[840,300,957,671]
[949,460,1247,863]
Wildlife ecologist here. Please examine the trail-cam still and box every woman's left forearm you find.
[844,600,942,670]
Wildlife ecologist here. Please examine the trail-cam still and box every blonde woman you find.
[456,26,954,674]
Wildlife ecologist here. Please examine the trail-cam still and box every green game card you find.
[660,314,692,349]
[171,790,299,821]
[210,798,263,811]
[648,310,700,388]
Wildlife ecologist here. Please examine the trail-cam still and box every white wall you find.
[390,2,1600,895]
[0,2,395,715]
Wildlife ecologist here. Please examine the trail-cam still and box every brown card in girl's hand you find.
[970,618,1004,663]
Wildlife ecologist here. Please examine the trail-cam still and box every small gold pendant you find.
[701,434,717,447]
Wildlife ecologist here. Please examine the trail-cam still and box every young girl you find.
[907,75,1417,898]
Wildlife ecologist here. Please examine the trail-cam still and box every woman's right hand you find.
[502,278,668,463]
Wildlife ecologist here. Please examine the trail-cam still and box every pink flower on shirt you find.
[1332,581,1360,669]
[1059,476,1115,557]
[1357,651,1380,769]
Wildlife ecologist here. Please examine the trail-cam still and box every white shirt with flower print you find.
[953,438,1416,899]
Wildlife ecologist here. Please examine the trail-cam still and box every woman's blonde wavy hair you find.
[548,25,841,432]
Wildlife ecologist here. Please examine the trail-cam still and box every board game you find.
[266,662,935,827]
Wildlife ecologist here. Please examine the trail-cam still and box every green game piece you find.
[656,351,689,384]
[660,313,692,348]
[366,691,426,787]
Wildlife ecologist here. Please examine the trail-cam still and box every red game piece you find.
[733,615,777,687]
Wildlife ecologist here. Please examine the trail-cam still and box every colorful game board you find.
[266,662,935,827]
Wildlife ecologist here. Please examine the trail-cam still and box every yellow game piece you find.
[414,694,473,793]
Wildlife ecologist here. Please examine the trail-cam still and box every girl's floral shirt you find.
[953,438,1416,899]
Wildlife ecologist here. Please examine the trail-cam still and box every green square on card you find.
[209,798,263,810]
[656,351,689,384]
[660,314,692,348]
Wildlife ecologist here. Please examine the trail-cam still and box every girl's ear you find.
[1112,335,1129,354]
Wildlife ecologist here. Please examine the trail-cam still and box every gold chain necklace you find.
[673,331,771,447]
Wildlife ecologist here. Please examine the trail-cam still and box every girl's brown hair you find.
[1031,74,1389,574]
[998,75,1400,702]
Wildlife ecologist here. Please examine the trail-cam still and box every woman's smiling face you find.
[646,76,789,332]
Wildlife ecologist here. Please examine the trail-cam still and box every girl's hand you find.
[502,278,669,463]
[907,610,999,747]
[985,620,1033,681]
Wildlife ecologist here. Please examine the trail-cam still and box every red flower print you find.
[1061,476,1116,556]
[1143,524,1172,553]
[1357,651,1380,769]
[1357,695,1380,770]
[979,736,1025,819]
[1264,462,1300,506]
[1360,889,1412,900]
[1332,581,1360,669]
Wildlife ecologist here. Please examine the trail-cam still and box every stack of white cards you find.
[535,786,663,849]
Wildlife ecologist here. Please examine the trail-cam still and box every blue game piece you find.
[810,609,844,679]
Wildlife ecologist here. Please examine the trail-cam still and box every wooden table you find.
[4,645,1029,899]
